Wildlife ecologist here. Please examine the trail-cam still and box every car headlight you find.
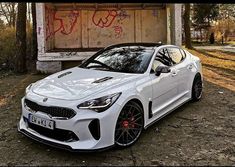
[25,83,33,95]
[77,92,122,112]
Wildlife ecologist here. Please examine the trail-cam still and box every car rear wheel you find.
[115,101,144,147]
[192,74,203,101]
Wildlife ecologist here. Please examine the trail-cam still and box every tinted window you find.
[167,48,184,64]
[80,46,155,74]
[155,48,173,66]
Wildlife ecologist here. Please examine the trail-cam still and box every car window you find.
[151,60,164,72]
[167,47,184,64]
[80,46,155,74]
[154,48,173,67]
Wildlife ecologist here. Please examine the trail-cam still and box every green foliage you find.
[192,4,219,29]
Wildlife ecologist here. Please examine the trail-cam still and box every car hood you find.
[32,67,139,100]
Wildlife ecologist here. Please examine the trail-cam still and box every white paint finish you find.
[166,6,171,44]
[36,3,46,54]
[170,4,182,46]
[38,52,96,61]
[81,10,89,48]
[32,67,140,100]
[20,44,202,150]
[44,3,55,51]
[174,4,182,46]
[134,10,142,42]
[36,61,62,73]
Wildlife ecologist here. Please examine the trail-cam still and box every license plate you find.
[28,114,54,130]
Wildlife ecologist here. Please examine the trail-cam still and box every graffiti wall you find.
[44,4,167,50]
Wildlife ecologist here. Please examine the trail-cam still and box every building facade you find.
[36,3,182,73]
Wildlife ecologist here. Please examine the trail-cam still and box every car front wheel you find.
[114,101,144,147]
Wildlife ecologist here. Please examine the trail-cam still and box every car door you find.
[149,48,178,117]
[167,47,189,96]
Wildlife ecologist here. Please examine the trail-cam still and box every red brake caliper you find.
[122,120,129,128]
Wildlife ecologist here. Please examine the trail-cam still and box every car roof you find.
[104,42,163,50]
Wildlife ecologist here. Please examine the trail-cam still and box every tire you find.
[114,101,144,148]
[192,74,203,101]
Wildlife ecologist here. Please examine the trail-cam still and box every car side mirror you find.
[155,66,171,76]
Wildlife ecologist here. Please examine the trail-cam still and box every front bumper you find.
[18,96,122,151]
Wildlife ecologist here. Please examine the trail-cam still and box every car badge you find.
[43,98,48,102]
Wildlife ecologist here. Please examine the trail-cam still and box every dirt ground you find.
[0,49,234,166]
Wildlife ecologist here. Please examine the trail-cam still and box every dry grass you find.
[204,50,235,61]
[187,49,235,71]
[186,48,235,92]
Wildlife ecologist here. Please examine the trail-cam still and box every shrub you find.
[0,23,32,71]
[0,27,16,70]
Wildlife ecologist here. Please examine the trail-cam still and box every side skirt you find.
[144,98,192,130]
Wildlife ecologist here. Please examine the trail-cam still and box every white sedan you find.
[18,43,203,151]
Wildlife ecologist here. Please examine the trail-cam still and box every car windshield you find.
[80,46,155,74]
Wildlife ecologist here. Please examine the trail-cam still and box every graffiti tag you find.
[45,6,79,40]
[113,25,123,38]
[92,10,118,28]
[116,10,130,21]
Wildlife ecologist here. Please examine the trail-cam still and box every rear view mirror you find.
[155,66,171,76]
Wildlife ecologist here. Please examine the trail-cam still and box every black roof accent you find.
[104,42,163,50]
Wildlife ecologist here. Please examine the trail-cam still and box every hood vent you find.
[58,71,72,78]
[92,77,113,83]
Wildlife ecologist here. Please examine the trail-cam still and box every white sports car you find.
[18,43,203,151]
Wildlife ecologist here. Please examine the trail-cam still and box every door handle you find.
[188,64,193,70]
[171,70,177,77]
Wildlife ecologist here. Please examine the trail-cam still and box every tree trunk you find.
[12,4,16,28]
[31,2,37,61]
[15,2,27,73]
[183,3,193,49]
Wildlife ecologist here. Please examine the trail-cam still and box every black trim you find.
[24,99,76,119]
[92,77,113,83]
[105,42,163,50]
[88,119,101,140]
[58,71,72,78]
[148,101,153,119]
[17,124,114,152]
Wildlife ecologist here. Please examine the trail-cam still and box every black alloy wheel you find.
[115,101,144,147]
[192,74,203,101]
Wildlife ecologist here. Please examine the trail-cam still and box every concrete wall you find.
[36,3,182,73]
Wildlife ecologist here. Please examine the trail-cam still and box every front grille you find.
[24,99,76,119]
[26,118,79,142]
